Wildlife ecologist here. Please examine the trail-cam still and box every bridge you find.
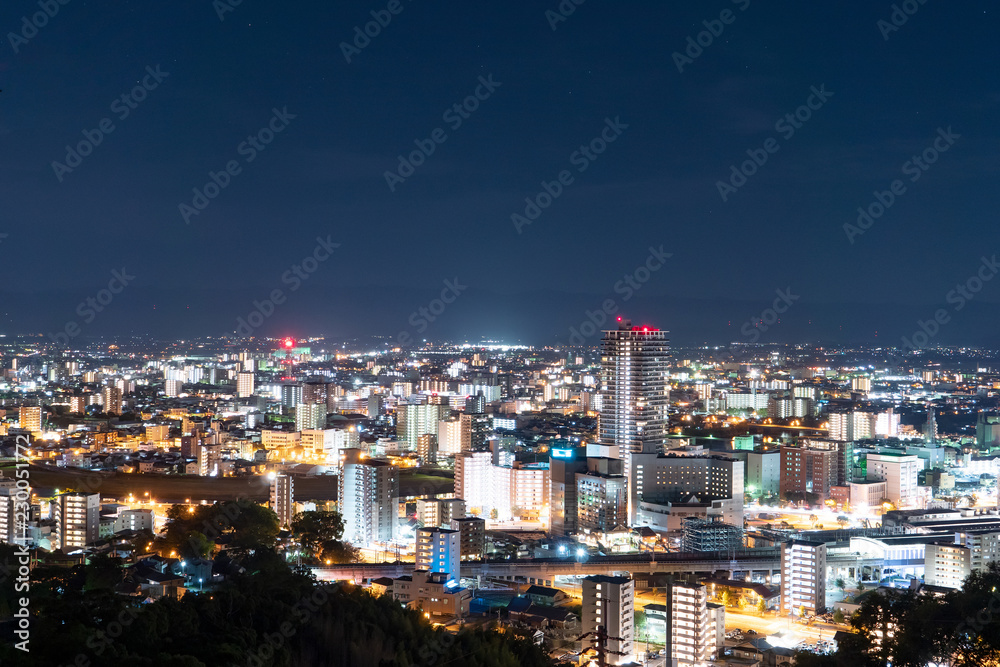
[313,550,784,587]
[312,549,885,588]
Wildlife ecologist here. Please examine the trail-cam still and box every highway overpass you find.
[312,549,885,588]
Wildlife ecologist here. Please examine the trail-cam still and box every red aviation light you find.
[284,338,294,348]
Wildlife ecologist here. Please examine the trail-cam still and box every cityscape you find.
[3,0,1000,665]
[2,331,1000,665]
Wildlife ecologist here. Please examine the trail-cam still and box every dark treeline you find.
[794,564,1000,667]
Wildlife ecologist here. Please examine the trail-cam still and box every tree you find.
[291,511,346,557]
[837,515,849,529]
[490,508,499,520]
[832,608,845,624]
[809,514,819,527]
[755,597,766,616]
[719,590,733,608]
[319,539,362,564]
[835,577,846,593]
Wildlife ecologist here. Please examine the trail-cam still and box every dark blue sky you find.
[2,1,999,345]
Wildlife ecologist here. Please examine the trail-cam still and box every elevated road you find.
[312,549,885,587]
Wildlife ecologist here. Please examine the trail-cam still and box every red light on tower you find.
[283,338,294,349]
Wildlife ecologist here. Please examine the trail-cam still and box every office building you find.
[866,452,921,508]
[416,497,465,528]
[549,446,589,535]
[631,452,744,529]
[781,539,827,615]
[270,473,295,528]
[339,449,398,546]
[165,379,183,397]
[780,446,838,501]
[54,491,100,551]
[799,438,854,487]
[746,449,780,497]
[237,371,255,398]
[582,575,634,665]
[577,457,627,533]
[302,379,330,406]
[415,527,461,578]
[449,516,485,561]
[598,320,670,522]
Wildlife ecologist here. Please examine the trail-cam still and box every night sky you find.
[2,1,999,346]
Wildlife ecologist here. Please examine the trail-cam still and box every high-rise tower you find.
[598,318,670,523]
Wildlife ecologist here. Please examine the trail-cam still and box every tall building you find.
[415,527,461,578]
[416,497,465,528]
[302,379,330,406]
[549,446,589,535]
[294,403,326,432]
[339,449,398,547]
[270,473,294,528]
[54,491,100,551]
[582,575,634,665]
[237,371,255,398]
[976,413,1000,450]
[449,516,486,561]
[437,417,463,456]
[164,379,183,397]
[454,451,492,514]
[925,406,938,443]
[281,383,303,408]
[397,403,450,451]
[18,406,41,432]
[645,581,719,667]
[779,446,839,501]
[0,479,28,544]
[781,539,827,615]
[417,434,438,464]
[746,449,780,497]
[577,457,627,533]
[460,413,491,452]
[866,452,921,507]
[598,320,670,522]
[102,386,123,415]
